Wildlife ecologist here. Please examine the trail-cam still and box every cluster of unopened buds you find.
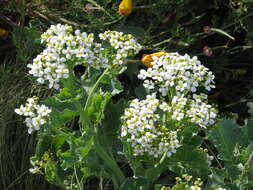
[28,24,141,89]
[161,175,226,190]
[175,175,203,190]
[15,97,51,134]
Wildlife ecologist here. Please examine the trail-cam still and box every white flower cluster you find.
[99,31,142,65]
[28,25,142,89]
[42,24,108,69]
[166,94,217,128]
[28,24,110,89]
[121,94,180,158]
[137,52,217,129]
[27,48,69,89]
[138,53,215,96]
[121,52,218,159]
[15,97,51,134]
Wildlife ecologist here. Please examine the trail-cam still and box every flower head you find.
[118,0,133,16]
[138,52,215,96]
[29,24,142,89]
[121,94,180,158]
[15,97,51,134]
[99,31,142,66]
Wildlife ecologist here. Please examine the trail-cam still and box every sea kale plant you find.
[15,24,248,190]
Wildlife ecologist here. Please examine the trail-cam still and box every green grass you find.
[0,56,60,190]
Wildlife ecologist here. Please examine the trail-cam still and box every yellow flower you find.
[118,0,133,16]
[141,52,168,67]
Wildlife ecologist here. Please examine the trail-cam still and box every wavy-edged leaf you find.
[169,145,210,178]
[101,72,124,96]
[209,119,242,163]
[120,177,148,190]
[44,87,85,112]
[50,108,78,129]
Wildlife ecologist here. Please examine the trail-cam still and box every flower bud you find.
[203,26,211,34]
[0,28,7,37]
[203,46,213,56]
[118,0,133,16]
[141,52,168,67]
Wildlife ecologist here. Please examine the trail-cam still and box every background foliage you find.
[1,0,253,189]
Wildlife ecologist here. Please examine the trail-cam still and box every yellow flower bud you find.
[141,52,168,67]
[0,28,7,36]
[118,0,133,16]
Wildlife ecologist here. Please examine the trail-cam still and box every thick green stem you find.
[80,68,109,132]
[80,67,125,187]
[83,67,109,112]
[94,126,125,188]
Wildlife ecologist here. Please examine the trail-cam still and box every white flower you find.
[29,166,41,174]
[37,105,51,116]
[15,97,51,134]
[14,105,26,115]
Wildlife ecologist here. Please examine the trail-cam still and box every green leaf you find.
[121,140,147,179]
[86,91,112,125]
[35,134,53,157]
[57,137,79,170]
[169,145,210,177]
[247,102,253,117]
[208,117,253,186]
[134,85,147,99]
[103,99,126,151]
[44,87,84,112]
[209,119,243,163]
[44,158,63,187]
[50,108,78,129]
[205,168,226,190]
[241,120,253,143]
[120,177,148,190]
[101,73,123,96]
[57,136,94,171]
[79,136,94,158]
[52,134,68,150]
[81,71,101,95]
